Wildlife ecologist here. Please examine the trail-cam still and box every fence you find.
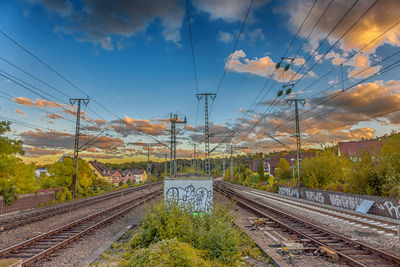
[278,186,400,220]
[0,191,56,215]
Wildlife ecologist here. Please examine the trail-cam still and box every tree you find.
[275,158,291,180]
[378,134,400,197]
[0,122,38,202]
[47,157,95,194]
[347,151,385,196]
[257,162,265,182]
[302,148,350,190]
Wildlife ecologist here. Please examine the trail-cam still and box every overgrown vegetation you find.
[122,201,265,266]
[0,122,38,204]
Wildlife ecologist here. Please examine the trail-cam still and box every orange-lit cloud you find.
[283,0,400,53]
[15,108,25,116]
[121,115,168,136]
[227,50,302,81]
[45,113,63,120]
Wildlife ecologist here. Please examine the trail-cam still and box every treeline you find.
[0,121,126,204]
[274,134,400,198]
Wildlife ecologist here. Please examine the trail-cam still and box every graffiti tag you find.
[166,185,213,212]
[305,191,325,203]
[278,187,298,197]
[328,194,363,210]
[376,201,400,219]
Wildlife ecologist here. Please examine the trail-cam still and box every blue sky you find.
[0,0,399,163]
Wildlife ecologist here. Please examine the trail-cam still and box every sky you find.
[0,0,399,164]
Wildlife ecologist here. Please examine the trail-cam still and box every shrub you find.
[124,238,212,267]
[0,184,18,205]
[249,173,259,184]
[127,201,256,265]
[55,187,72,202]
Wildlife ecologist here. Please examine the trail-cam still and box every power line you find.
[210,0,254,114]
[0,56,71,99]
[185,0,199,94]
[270,59,400,135]
[241,0,320,124]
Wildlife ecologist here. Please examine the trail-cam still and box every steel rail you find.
[226,183,399,235]
[0,189,162,266]
[215,182,400,267]
[0,181,162,232]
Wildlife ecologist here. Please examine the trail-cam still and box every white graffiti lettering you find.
[166,185,213,212]
[382,201,400,219]
[305,191,324,203]
[278,187,298,197]
[328,194,363,210]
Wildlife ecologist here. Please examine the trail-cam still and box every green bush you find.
[0,183,18,205]
[55,187,72,202]
[249,173,259,184]
[127,201,258,265]
[124,238,212,267]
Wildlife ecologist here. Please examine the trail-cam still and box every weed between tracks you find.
[92,200,271,266]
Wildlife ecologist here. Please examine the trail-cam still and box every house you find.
[35,168,49,178]
[111,170,123,184]
[88,160,112,183]
[263,151,315,176]
[250,159,269,173]
[132,169,147,183]
[121,170,135,183]
[338,139,381,162]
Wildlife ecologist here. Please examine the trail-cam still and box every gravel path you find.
[0,185,161,250]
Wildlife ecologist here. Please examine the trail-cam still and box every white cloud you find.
[217,31,234,43]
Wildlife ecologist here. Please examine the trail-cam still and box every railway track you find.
[226,183,400,236]
[0,182,162,232]
[215,181,400,267]
[0,188,162,266]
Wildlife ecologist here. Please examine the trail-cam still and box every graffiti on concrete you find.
[328,194,363,210]
[166,185,213,212]
[278,187,298,197]
[305,191,324,203]
[376,201,400,219]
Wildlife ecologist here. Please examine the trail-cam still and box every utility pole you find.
[230,145,234,182]
[147,145,151,190]
[286,98,306,195]
[229,145,247,183]
[169,113,186,176]
[196,93,216,175]
[223,159,225,178]
[164,154,167,177]
[193,144,197,172]
[69,98,89,198]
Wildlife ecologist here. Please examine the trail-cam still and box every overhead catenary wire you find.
[241,0,320,123]
[185,0,199,94]
[209,0,254,114]
[240,0,387,142]
[0,29,173,152]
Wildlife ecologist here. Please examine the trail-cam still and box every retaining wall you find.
[278,186,400,220]
[0,191,56,215]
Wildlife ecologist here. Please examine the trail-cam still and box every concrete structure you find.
[164,174,213,213]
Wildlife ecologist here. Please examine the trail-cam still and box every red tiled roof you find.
[338,139,381,157]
